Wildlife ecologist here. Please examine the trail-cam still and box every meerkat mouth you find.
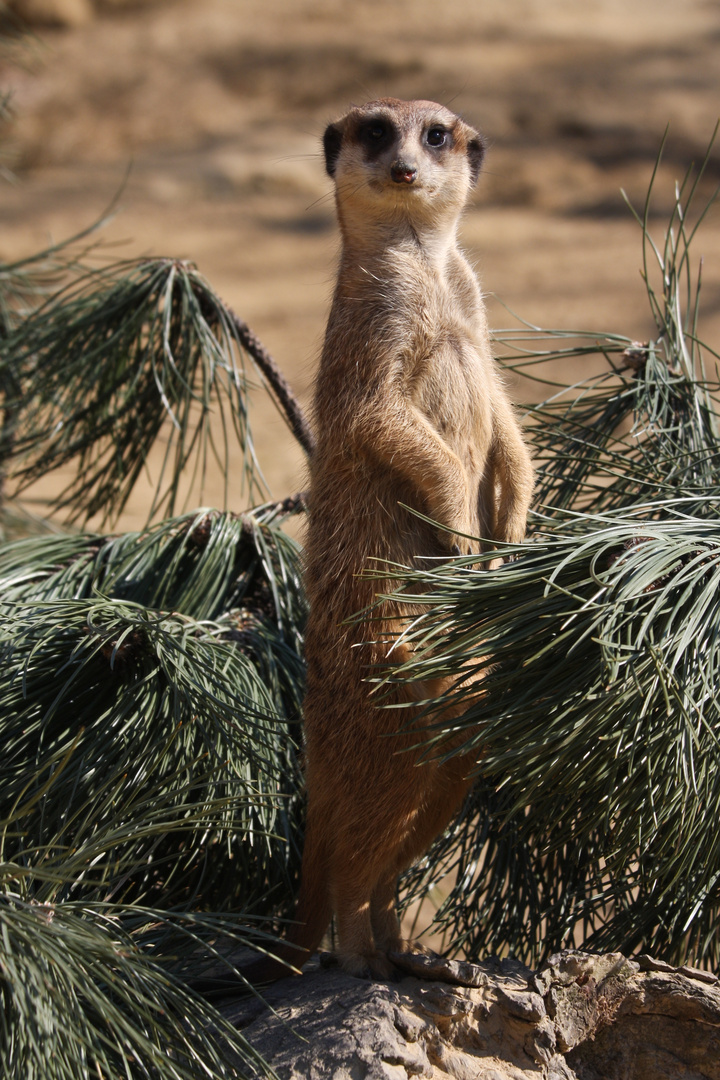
[369,177,426,195]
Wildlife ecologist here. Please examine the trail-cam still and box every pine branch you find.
[0,256,314,527]
[1,769,284,1080]
[223,302,315,459]
[0,507,307,1077]
[0,509,307,914]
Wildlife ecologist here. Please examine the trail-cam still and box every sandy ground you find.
[1,0,720,529]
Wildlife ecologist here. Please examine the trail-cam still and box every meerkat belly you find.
[411,330,493,474]
[307,454,445,572]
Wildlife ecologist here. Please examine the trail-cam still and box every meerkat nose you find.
[390,161,418,184]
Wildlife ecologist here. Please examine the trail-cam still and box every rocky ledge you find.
[222,949,720,1079]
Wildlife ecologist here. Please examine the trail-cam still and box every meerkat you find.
[265,98,534,982]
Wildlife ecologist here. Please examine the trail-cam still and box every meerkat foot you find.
[389,937,435,957]
[387,949,487,985]
[339,950,399,981]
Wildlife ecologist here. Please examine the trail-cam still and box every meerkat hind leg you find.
[339,756,475,977]
[331,814,421,979]
[383,754,476,956]
[370,874,435,957]
[333,888,398,980]
[326,826,394,978]
[370,874,406,954]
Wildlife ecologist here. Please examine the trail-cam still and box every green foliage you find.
[393,505,720,965]
[1,761,288,1080]
[391,133,720,969]
[0,509,306,913]
[0,892,273,1080]
[2,747,289,1080]
[1,254,275,526]
[501,129,720,518]
[0,507,307,1078]
[0,212,309,1072]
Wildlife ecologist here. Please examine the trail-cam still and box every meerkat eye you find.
[366,122,388,142]
[360,120,393,154]
[426,126,447,147]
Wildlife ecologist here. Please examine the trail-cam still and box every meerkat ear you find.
[323,122,344,178]
[467,133,486,187]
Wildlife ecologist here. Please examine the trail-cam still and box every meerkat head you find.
[323,98,485,234]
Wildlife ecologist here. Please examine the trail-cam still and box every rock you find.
[219,950,720,1079]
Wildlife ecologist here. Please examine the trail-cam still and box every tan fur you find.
[269,99,534,981]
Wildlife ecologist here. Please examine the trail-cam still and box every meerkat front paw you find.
[444,533,476,558]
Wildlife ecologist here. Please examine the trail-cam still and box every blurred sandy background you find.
[1,0,719,529]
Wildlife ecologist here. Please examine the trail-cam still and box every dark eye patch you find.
[358,117,395,157]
